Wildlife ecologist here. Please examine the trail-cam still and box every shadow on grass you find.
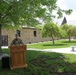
[62,40,76,43]
[43,44,66,46]
[25,51,76,75]
[0,50,76,75]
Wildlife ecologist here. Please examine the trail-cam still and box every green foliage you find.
[59,28,67,38]
[61,24,73,35]
[61,24,69,31]
[35,24,43,30]
[60,24,75,40]
[57,9,73,18]
[0,0,72,28]
[71,26,76,37]
[0,0,73,54]
[42,22,60,37]
[65,9,73,15]
[42,22,60,45]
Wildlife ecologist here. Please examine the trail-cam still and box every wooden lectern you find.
[9,45,27,70]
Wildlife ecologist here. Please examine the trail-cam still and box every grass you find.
[27,40,76,49]
[0,48,76,75]
[0,40,76,75]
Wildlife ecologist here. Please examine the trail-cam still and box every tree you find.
[42,22,60,45]
[0,0,72,55]
[59,28,67,39]
[61,24,73,42]
[71,26,76,39]
[35,24,43,30]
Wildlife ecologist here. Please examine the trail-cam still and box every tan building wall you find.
[2,27,51,46]
[20,27,42,43]
[2,29,16,45]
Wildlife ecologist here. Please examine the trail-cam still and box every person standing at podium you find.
[11,34,24,45]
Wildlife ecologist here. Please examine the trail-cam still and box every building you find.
[1,27,51,46]
[61,17,67,25]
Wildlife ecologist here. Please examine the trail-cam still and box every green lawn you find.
[0,48,76,75]
[27,40,76,49]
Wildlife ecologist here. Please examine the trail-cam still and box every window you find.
[34,31,36,37]
[16,30,20,37]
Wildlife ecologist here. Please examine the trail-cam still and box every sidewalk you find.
[1,46,76,54]
[1,46,8,49]
[27,47,76,54]
[44,47,76,54]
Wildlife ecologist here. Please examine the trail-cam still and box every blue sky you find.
[53,0,76,25]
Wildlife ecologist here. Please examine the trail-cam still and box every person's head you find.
[15,34,19,39]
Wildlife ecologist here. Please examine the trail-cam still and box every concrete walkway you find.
[1,46,76,54]
[27,47,76,54]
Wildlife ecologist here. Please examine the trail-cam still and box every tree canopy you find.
[43,22,60,45]
[0,0,73,55]
[0,0,72,28]
[60,24,74,42]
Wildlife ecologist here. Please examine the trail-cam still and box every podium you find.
[9,45,27,70]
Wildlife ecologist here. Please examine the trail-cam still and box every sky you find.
[54,0,76,25]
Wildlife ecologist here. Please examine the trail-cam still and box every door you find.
[1,35,8,46]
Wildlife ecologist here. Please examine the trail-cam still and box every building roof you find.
[61,17,67,25]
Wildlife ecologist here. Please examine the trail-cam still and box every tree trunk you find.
[0,24,2,56]
[69,35,71,42]
[52,36,55,45]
